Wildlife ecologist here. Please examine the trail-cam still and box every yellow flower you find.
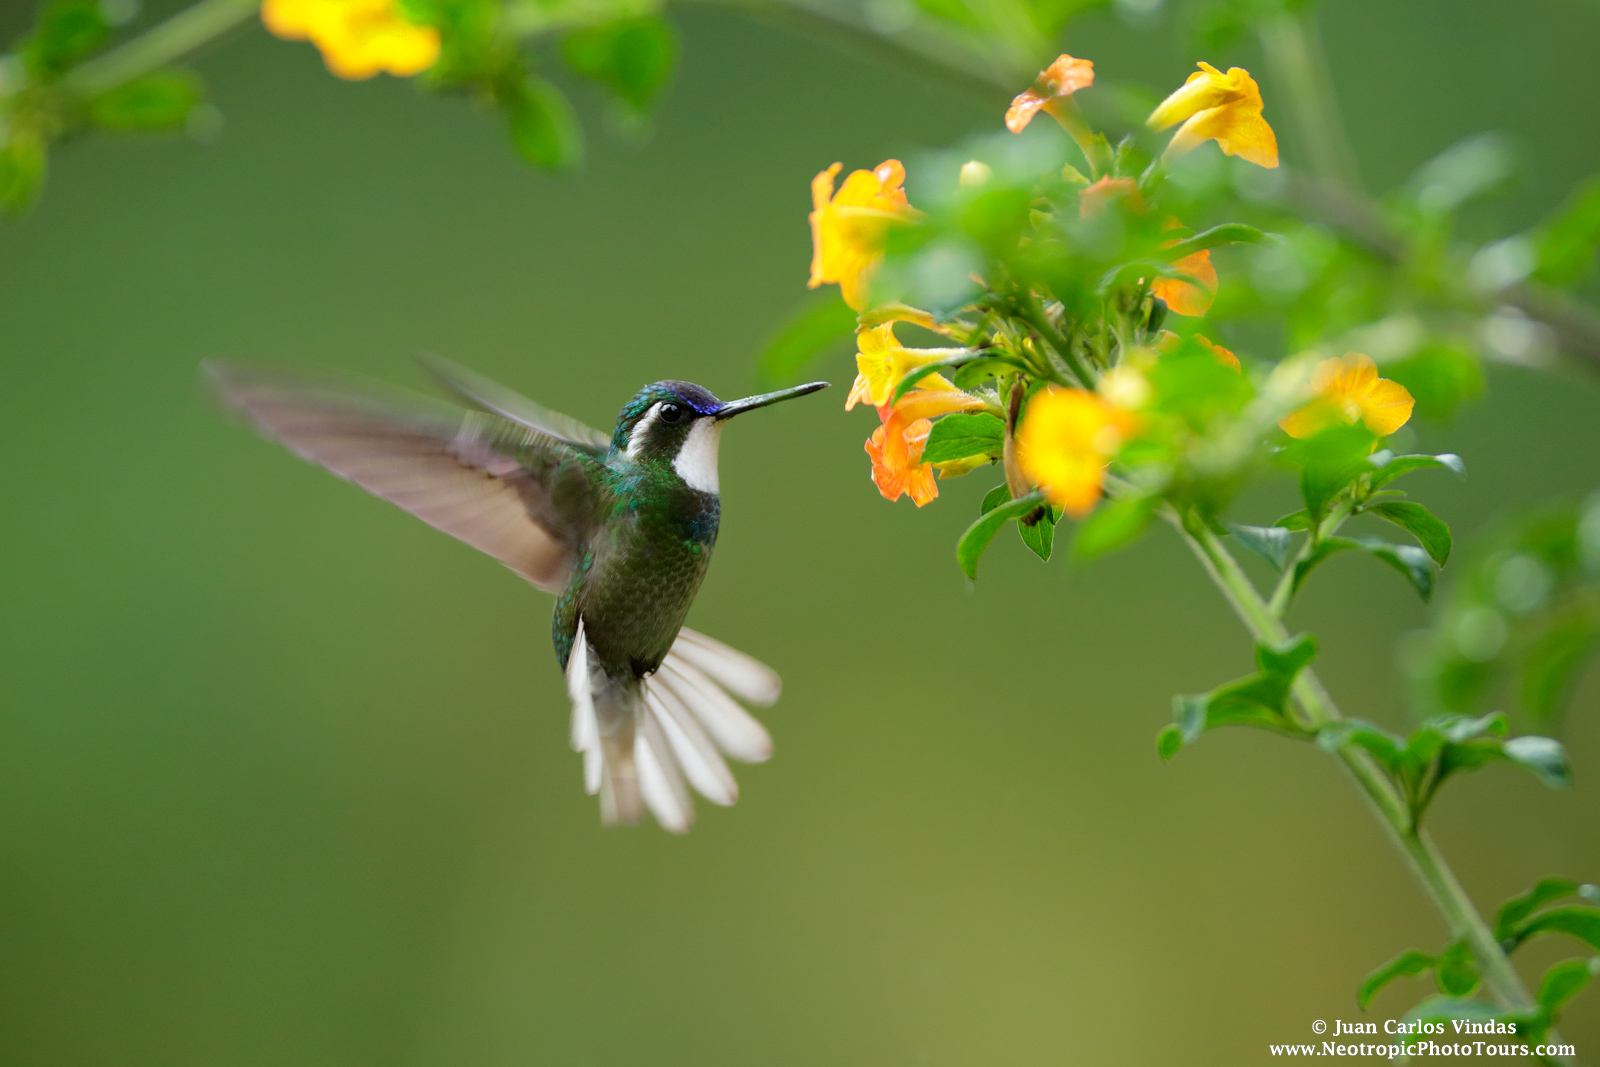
[865,389,985,506]
[1005,54,1095,134]
[844,323,957,410]
[1016,387,1138,518]
[1195,335,1240,371]
[1146,62,1278,169]
[1280,353,1415,439]
[1151,249,1217,317]
[808,160,914,312]
[262,0,439,80]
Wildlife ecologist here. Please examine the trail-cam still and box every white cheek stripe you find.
[625,404,660,459]
[673,418,722,494]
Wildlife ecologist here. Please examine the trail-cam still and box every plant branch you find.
[1254,8,1360,190]
[59,0,260,99]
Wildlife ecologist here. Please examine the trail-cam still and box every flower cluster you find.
[261,0,440,80]
[805,52,1418,575]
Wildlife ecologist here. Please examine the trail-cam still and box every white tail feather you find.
[566,622,780,830]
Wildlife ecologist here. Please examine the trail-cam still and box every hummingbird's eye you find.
[658,402,687,425]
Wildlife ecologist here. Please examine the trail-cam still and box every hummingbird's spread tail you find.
[566,621,780,833]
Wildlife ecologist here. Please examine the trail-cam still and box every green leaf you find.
[1501,735,1572,789]
[562,16,679,113]
[1284,423,1378,519]
[1369,501,1453,565]
[1435,939,1481,997]
[1072,494,1157,560]
[980,484,1010,515]
[961,187,1031,254]
[1385,347,1485,421]
[921,413,1004,465]
[87,69,204,131]
[952,357,1019,390]
[505,75,582,171]
[1497,878,1582,943]
[1534,175,1600,285]
[1358,949,1436,1010]
[1317,719,1404,771]
[1368,452,1466,491]
[1400,995,1512,1029]
[1017,505,1055,562]
[0,129,47,215]
[956,491,1043,579]
[1155,724,1184,761]
[1159,223,1268,260]
[1297,537,1434,600]
[1511,906,1600,953]
[1537,957,1598,1014]
[1228,523,1292,569]
[1519,615,1600,721]
[755,294,856,386]
[1275,510,1313,531]
[22,0,109,79]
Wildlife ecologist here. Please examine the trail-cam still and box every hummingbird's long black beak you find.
[714,381,830,419]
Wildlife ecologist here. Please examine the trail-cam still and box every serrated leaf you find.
[1537,957,1598,1013]
[921,413,1004,465]
[1359,949,1436,1010]
[755,294,857,387]
[1017,505,1055,561]
[1368,452,1467,490]
[505,75,582,171]
[1435,939,1481,997]
[957,491,1043,579]
[1072,494,1157,560]
[1228,523,1292,569]
[1497,878,1582,943]
[1369,501,1453,565]
[1502,735,1572,789]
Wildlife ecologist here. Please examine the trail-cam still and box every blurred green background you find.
[1,1,1597,1063]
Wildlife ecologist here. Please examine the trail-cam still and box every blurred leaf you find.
[87,69,204,131]
[961,187,1031,255]
[1284,423,1377,519]
[1369,501,1453,565]
[1400,995,1514,1029]
[1406,132,1517,218]
[1508,905,1600,953]
[1149,344,1253,427]
[1155,723,1184,761]
[1533,175,1600,286]
[1358,949,1436,1010]
[1519,615,1599,721]
[1537,958,1598,1014]
[1018,505,1055,561]
[22,0,109,79]
[1385,345,1485,421]
[1368,451,1466,490]
[957,491,1043,579]
[893,353,1024,404]
[1497,880,1582,944]
[0,129,47,215]
[1317,719,1404,771]
[1160,223,1268,260]
[562,15,679,115]
[1228,522,1292,569]
[755,293,856,387]
[505,74,582,171]
[1073,494,1157,560]
[1435,939,1481,997]
[1501,735,1572,789]
[1275,509,1313,531]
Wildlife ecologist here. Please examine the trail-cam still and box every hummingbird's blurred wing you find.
[568,622,781,833]
[418,355,612,455]
[207,362,594,592]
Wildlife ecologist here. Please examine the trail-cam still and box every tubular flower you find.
[262,0,439,79]
[866,389,985,506]
[809,160,914,311]
[1146,62,1278,169]
[1078,176,1144,219]
[1151,248,1217,317]
[1016,387,1138,518]
[845,323,956,410]
[1280,353,1415,439]
[1006,54,1095,134]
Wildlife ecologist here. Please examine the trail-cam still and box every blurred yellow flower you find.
[262,0,439,80]
[1078,175,1143,219]
[1280,353,1414,439]
[1017,387,1138,518]
[1147,62,1278,169]
[1006,54,1095,134]
[809,160,913,311]
[1152,248,1217,317]
[865,389,985,506]
[1196,335,1240,371]
[844,323,956,410]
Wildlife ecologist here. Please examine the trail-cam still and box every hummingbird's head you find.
[611,379,829,494]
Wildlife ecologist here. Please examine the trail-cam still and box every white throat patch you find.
[673,418,723,494]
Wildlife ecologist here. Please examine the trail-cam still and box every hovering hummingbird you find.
[206,357,827,833]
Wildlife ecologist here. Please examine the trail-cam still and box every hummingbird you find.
[206,357,828,833]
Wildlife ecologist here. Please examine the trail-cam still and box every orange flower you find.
[1196,335,1240,371]
[809,160,914,311]
[1016,387,1138,518]
[1152,249,1217,317]
[1006,54,1095,134]
[1146,62,1278,169]
[1078,176,1144,219]
[1280,353,1415,439]
[262,0,439,80]
[865,389,985,506]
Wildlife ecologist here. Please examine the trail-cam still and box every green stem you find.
[1018,292,1092,387]
[1254,9,1360,190]
[1174,517,1547,1022]
[60,0,261,99]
